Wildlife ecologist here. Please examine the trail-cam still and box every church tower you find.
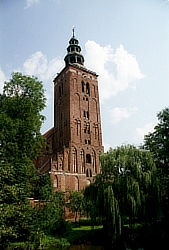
[36,30,103,191]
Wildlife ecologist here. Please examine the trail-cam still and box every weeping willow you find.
[84,145,162,244]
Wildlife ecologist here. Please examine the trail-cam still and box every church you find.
[35,30,104,191]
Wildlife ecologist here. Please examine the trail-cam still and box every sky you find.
[1,0,169,151]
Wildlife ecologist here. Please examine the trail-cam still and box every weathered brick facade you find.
[35,32,104,191]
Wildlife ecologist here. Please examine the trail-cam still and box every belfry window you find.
[83,110,89,119]
[86,82,90,95]
[82,81,85,92]
[86,154,91,164]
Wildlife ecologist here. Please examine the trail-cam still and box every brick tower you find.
[36,30,103,191]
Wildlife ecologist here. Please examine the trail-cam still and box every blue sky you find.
[1,0,169,151]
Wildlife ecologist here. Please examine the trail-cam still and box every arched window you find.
[92,150,96,173]
[86,154,91,164]
[80,149,85,173]
[86,82,90,95]
[86,169,89,177]
[73,147,77,172]
[82,81,85,92]
[90,169,92,177]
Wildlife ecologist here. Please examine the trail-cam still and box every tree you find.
[38,190,68,236]
[66,190,84,222]
[144,107,169,175]
[0,72,46,162]
[144,107,169,219]
[84,145,161,248]
[0,72,46,249]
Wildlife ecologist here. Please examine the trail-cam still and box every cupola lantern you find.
[64,28,84,67]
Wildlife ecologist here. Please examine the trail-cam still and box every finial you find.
[72,26,75,37]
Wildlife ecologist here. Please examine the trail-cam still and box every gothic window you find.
[93,85,96,97]
[73,147,77,173]
[86,154,91,164]
[83,110,89,119]
[86,169,89,177]
[84,123,90,134]
[77,123,79,136]
[86,82,90,95]
[80,149,85,173]
[94,124,98,139]
[82,81,85,92]
[87,123,90,134]
[75,119,80,136]
[90,169,92,177]
[92,150,96,173]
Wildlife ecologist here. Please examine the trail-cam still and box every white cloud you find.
[0,68,7,93]
[22,51,64,81]
[109,107,137,124]
[85,41,145,103]
[22,51,64,105]
[133,122,156,145]
[24,0,39,9]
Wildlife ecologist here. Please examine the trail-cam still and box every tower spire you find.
[64,30,84,67]
[72,26,75,37]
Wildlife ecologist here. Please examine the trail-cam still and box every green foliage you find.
[0,72,46,162]
[144,107,169,171]
[0,72,47,249]
[34,173,53,200]
[66,190,84,222]
[144,107,169,221]
[38,191,67,236]
[84,145,161,247]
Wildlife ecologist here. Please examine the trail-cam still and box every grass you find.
[72,225,103,231]
[65,224,103,245]
[8,221,104,249]
[40,223,104,248]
